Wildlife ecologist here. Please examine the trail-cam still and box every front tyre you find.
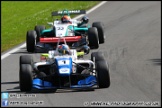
[96,60,110,88]
[19,64,33,91]
[91,51,104,62]
[20,55,33,65]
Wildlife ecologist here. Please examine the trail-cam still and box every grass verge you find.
[1,1,100,52]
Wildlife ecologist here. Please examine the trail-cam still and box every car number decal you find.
[57,27,64,30]
[58,60,70,66]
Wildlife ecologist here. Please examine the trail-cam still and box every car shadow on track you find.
[149,58,161,65]
[1,88,96,94]
[10,46,34,54]
[26,87,96,94]
[1,81,19,84]
[55,88,95,93]
[11,51,34,54]
[1,81,20,93]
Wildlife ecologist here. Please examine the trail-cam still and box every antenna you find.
[63,37,67,45]
[55,36,67,52]
[55,37,61,52]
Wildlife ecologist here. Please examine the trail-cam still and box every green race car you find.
[26,9,105,53]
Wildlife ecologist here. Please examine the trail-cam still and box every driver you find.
[57,44,71,55]
[61,15,72,24]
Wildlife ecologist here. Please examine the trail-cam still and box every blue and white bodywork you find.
[32,48,97,89]
[55,56,73,76]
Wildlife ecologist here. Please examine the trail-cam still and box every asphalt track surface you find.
[1,1,161,107]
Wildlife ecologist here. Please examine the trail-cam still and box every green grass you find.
[1,1,100,52]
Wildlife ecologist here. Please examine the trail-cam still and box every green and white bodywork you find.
[41,9,90,37]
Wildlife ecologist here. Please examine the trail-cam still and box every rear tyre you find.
[26,30,36,52]
[92,22,105,44]
[96,60,110,88]
[88,27,99,49]
[34,25,45,42]
[19,64,33,91]
[91,52,104,62]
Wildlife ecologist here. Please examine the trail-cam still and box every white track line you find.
[1,1,107,60]
[73,1,107,20]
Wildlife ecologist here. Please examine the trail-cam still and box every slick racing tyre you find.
[88,27,99,49]
[26,30,36,52]
[96,60,110,88]
[91,51,105,62]
[92,22,105,44]
[19,64,33,91]
[34,25,45,42]
[20,55,33,66]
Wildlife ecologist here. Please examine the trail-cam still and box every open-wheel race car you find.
[26,9,105,53]
[20,37,110,92]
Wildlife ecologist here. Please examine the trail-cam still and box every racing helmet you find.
[80,45,90,55]
[82,16,89,24]
[57,44,70,55]
[61,15,71,23]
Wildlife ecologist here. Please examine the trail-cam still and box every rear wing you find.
[51,9,86,16]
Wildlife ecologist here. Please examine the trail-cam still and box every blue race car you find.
[26,9,105,53]
[19,38,110,92]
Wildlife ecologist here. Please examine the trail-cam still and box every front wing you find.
[32,75,97,89]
